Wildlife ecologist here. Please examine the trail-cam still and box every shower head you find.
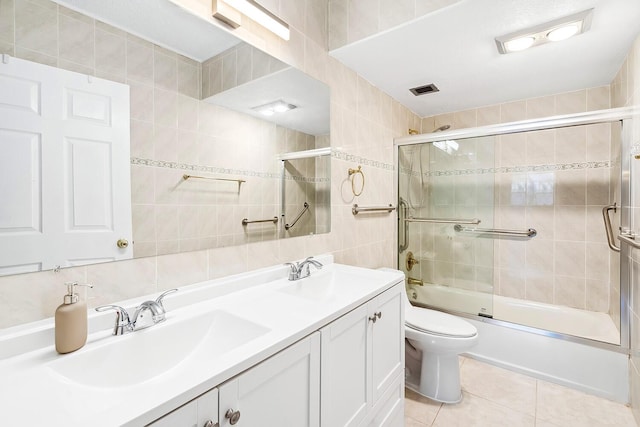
[432,125,451,132]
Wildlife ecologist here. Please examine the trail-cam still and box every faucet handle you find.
[304,256,323,268]
[284,262,299,280]
[155,288,178,309]
[95,304,132,335]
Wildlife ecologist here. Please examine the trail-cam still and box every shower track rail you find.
[394,106,638,145]
[454,224,537,238]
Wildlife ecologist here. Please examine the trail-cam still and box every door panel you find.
[398,137,495,317]
[0,56,132,273]
[0,130,41,232]
[65,137,113,230]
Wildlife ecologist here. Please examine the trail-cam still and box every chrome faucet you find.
[131,300,166,329]
[95,288,178,335]
[285,257,323,281]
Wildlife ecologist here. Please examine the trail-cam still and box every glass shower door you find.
[398,135,496,317]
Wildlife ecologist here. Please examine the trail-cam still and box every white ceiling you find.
[330,0,640,118]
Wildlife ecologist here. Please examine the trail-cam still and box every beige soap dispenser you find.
[55,282,93,354]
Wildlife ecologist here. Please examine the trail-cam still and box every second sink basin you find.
[279,268,372,302]
[48,310,269,388]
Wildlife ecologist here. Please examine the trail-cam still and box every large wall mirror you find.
[0,0,330,277]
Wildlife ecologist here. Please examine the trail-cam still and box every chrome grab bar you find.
[405,217,481,225]
[398,198,409,253]
[602,203,621,252]
[618,232,640,251]
[398,197,409,253]
[241,217,278,226]
[454,224,537,238]
[352,204,396,215]
[285,202,309,230]
[183,174,245,184]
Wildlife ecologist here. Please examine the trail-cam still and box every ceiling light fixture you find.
[212,0,290,41]
[495,8,593,54]
[252,100,297,116]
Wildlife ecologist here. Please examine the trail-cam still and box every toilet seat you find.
[406,306,477,338]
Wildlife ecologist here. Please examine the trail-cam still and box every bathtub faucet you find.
[407,277,424,286]
[285,257,323,281]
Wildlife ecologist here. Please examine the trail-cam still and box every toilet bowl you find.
[403,285,478,403]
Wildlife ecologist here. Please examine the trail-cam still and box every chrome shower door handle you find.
[602,203,620,252]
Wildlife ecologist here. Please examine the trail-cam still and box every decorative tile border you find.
[399,160,615,177]
[130,157,330,183]
[133,154,614,182]
[330,149,395,171]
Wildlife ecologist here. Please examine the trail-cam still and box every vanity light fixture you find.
[495,8,593,54]
[212,0,290,41]
[252,100,297,116]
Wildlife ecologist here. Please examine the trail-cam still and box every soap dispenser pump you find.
[55,282,93,354]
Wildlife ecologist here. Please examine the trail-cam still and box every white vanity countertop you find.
[0,257,404,426]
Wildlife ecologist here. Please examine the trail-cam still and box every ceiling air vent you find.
[409,83,439,96]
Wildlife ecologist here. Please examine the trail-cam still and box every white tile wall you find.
[327,0,463,50]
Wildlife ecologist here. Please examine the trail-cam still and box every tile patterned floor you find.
[405,357,637,427]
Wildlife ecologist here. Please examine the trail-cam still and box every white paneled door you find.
[0,55,131,275]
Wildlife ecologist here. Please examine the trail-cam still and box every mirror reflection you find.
[0,1,331,277]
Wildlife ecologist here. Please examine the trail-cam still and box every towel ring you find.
[348,165,365,196]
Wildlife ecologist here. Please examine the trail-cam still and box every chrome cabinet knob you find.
[369,311,382,323]
[225,408,241,425]
[203,420,218,427]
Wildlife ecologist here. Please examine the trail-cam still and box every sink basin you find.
[280,273,337,301]
[279,269,368,301]
[48,310,269,388]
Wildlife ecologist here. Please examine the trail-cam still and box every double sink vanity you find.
[0,255,405,426]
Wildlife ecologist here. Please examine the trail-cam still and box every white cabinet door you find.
[320,284,404,427]
[219,332,320,427]
[149,388,218,427]
[320,303,371,427]
[0,56,131,275]
[197,388,219,427]
[370,286,404,403]
[364,373,404,427]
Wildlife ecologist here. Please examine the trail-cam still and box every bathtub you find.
[408,284,620,345]
[408,283,629,403]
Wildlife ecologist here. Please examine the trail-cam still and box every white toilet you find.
[403,285,478,403]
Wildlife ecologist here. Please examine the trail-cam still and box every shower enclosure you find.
[396,108,635,349]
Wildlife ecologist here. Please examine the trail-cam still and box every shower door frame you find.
[394,106,638,353]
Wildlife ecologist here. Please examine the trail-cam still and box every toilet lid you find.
[406,306,477,337]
